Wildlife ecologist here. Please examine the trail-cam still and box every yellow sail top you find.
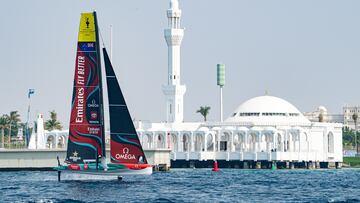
[78,12,96,42]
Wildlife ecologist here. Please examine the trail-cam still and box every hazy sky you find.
[1,0,360,128]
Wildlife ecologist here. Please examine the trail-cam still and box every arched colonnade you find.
[138,126,315,154]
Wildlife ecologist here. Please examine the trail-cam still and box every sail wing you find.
[103,48,147,164]
[66,12,105,163]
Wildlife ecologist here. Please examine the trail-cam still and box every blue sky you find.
[1,0,360,127]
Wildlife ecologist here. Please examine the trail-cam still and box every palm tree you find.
[196,106,211,122]
[45,111,63,131]
[353,113,358,155]
[8,111,21,146]
[0,115,10,148]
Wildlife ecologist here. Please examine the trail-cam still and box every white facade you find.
[136,96,343,164]
[28,113,67,149]
[44,130,68,149]
[162,0,186,123]
[43,96,344,163]
[28,114,47,149]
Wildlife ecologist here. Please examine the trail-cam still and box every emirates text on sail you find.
[75,56,86,123]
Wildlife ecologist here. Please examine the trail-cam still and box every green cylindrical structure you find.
[217,64,225,87]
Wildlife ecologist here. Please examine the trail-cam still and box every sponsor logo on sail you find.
[86,18,90,28]
[123,148,129,154]
[115,147,136,160]
[69,151,81,162]
[88,127,100,135]
[75,55,85,123]
[80,42,95,51]
[90,111,98,119]
[88,99,99,108]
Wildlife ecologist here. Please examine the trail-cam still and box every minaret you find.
[28,113,46,149]
[162,0,186,123]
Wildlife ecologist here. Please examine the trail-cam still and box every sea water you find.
[1,169,360,202]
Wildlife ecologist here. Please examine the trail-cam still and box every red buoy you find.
[212,160,220,172]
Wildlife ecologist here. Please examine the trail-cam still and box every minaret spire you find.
[162,0,186,123]
[170,0,179,10]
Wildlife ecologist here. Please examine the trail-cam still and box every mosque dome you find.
[225,96,311,126]
[317,105,328,113]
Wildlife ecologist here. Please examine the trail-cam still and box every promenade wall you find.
[0,149,171,170]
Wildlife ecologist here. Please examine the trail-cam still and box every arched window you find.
[142,134,152,149]
[46,135,56,149]
[194,134,204,152]
[182,134,190,152]
[157,134,165,148]
[206,134,214,151]
[277,133,282,151]
[171,134,178,151]
[328,132,334,153]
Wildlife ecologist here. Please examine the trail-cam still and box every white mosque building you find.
[135,0,343,169]
[39,0,343,169]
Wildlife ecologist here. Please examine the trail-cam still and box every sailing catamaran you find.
[55,12,152,180]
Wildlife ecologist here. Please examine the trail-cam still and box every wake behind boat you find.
[55,12,152,180]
